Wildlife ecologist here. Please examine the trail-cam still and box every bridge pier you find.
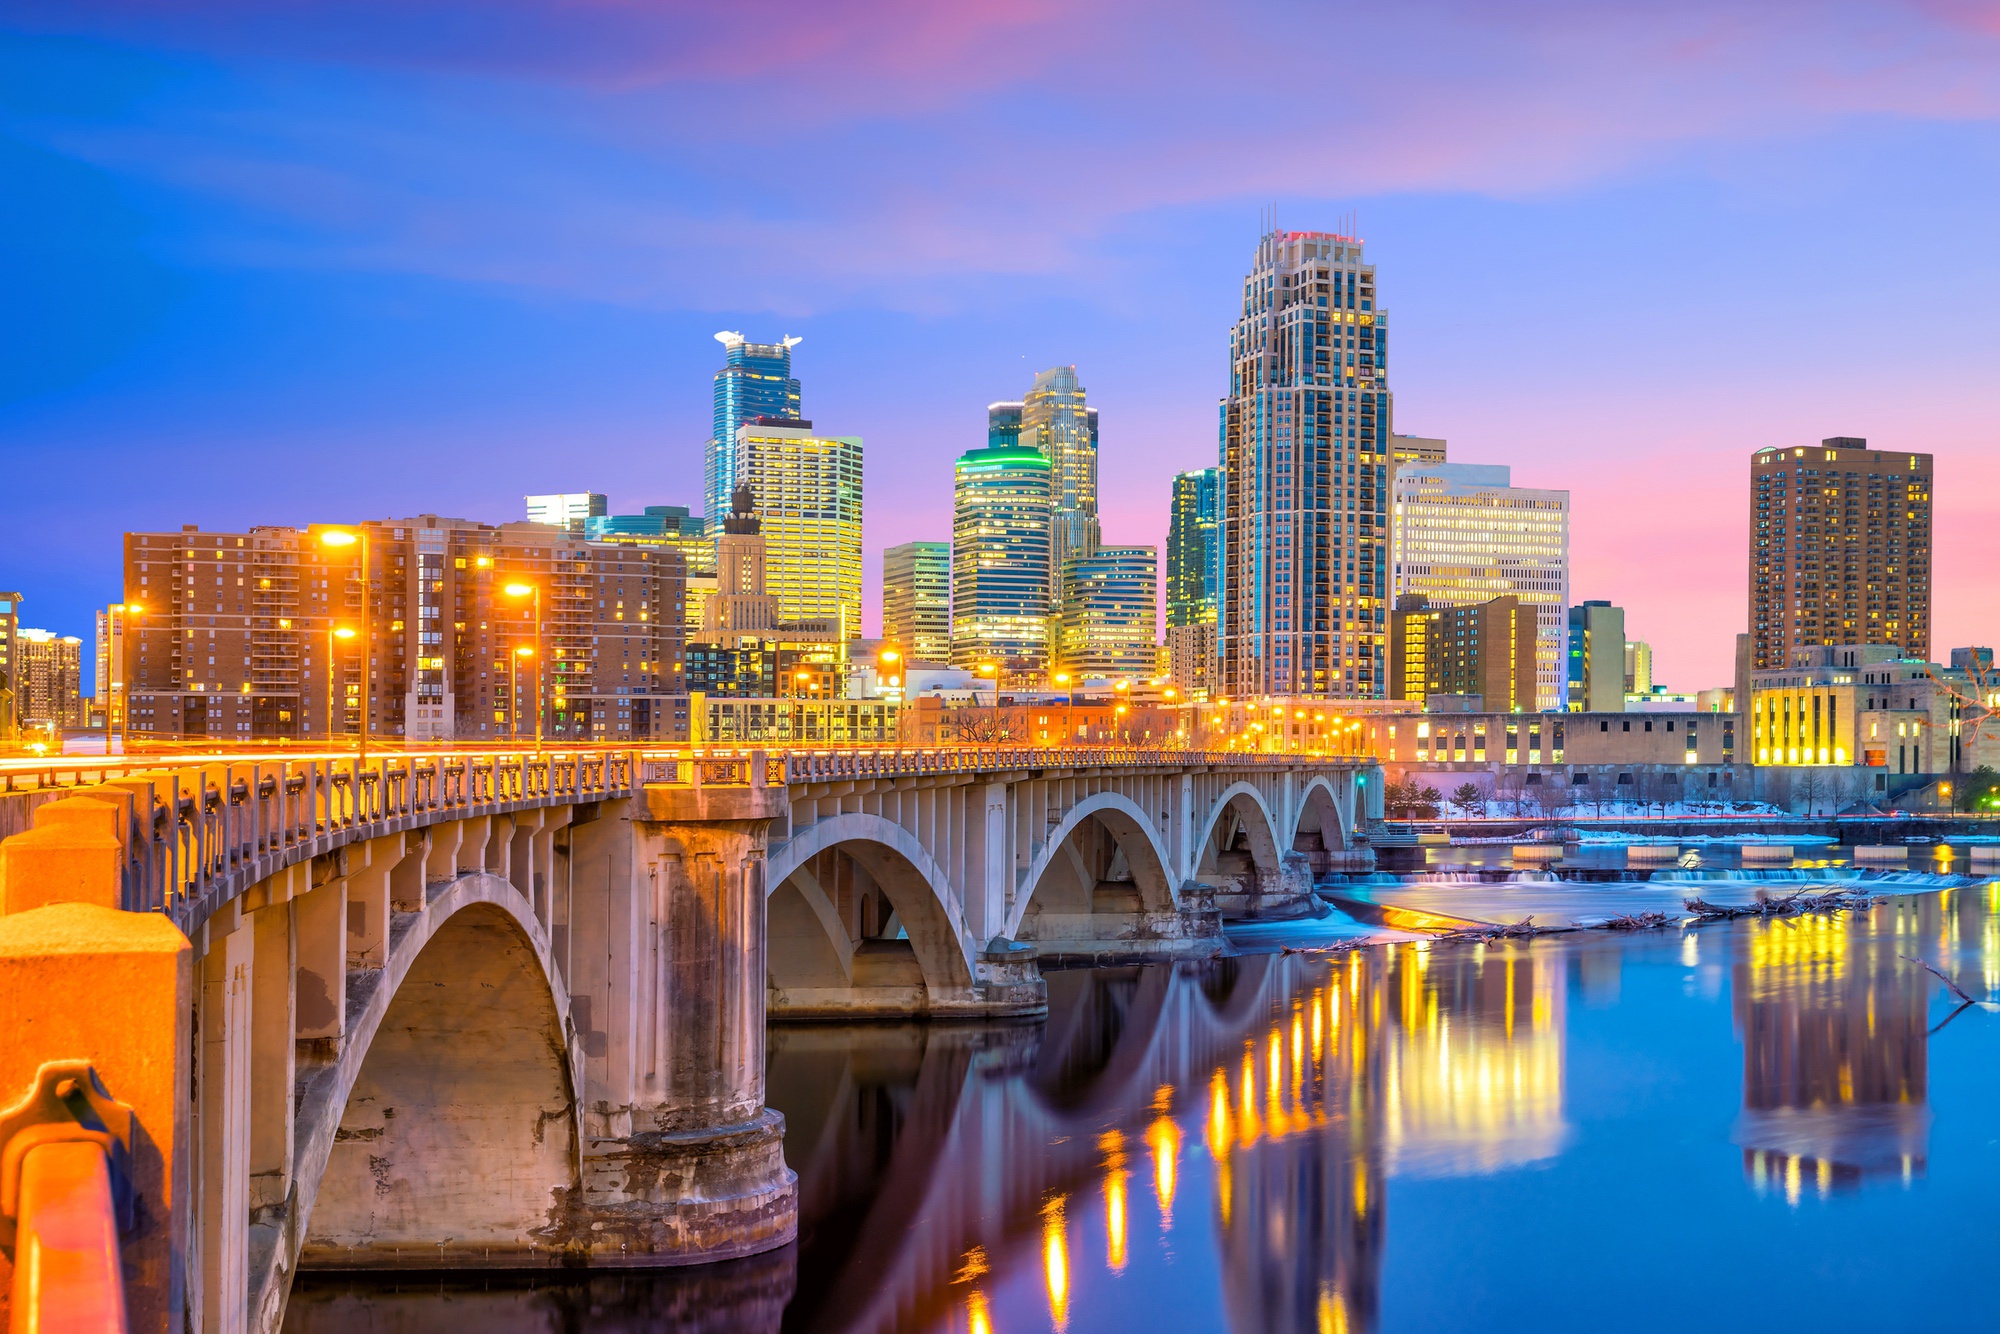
[1209,850,1323,920]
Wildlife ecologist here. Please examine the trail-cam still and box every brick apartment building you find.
[123,516,689,744]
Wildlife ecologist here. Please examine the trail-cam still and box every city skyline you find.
[5,3,2000,697]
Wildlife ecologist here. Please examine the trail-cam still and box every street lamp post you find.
[503,584,543,750]
[318,529,371,762]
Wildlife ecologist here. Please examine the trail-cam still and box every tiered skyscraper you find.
[1220,230,1391,698]
[706,332,802,523]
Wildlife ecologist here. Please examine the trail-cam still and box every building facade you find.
[1056,546,1159,682]
[729,419,863,637]
[1392,462,1570,710]
[1165,467,1224,698]
[16,629,82,729]
[1566,600,1626,713]
[1019,366,1100,582]
[1378,709,1746,806]
[1221,229,1390,700]
[97,604,133,731]
[882,540,951,662]
[122,518,688,744]
[524,493,606,531]
[1624,640,1654,695]
[1390,594,1537,713]
[585,507,710,577]
[1390,435,1447,465]
[1749,438,1932,672]
[0,591,19,740]
[707,332,803,524]
[950,443,1053,681]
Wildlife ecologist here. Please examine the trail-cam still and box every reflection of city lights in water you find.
[1146,1113,1182,1227]
[1100,1130,1130,1271]
[1317,1283,1351,1334]
[1042,1195,1071,1331]
[966,1288,993,1334]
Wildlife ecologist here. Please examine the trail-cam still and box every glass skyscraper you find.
[707,332,802,524]
[732,421,864,637]
[1019,366,1100,584]
[1167,468,1224,628]
[986,401,1024,450]
[882,540,951,663]
[950,443,1053,680]
[1220,229,1391,699]
[1057,547,1159,682]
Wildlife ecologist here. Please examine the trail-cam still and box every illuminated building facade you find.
[0,591,19,740]
[97,604,132,730]
[1167,468,1224,697]
[1565,600,1626,713]
[883,540,951,662]
[1624,639,1654,695]
[1221,229,1390,700]
[585,506,710,576]
[524,492,606,532]
[730,419,864,638]
[1748,642,1982,781]
[707,331,803,523]
[1056,547,1159,682]
[987,399,1024,449]
[121,518,688,743]
[1749,439,1932,672]
[1019,366,1100,580]
[1389,434,1447,464]
[1389,593,1536,712]
[16,628,83,728]
[1392,462,1570,710]
[951,443,1053,680]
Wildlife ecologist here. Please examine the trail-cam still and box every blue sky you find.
[4,1,1999,687]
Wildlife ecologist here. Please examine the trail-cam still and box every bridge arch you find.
[1007,791,1178,941]
[1195,781,1284,882]
[296,872,581,1271]
[1290,775,1352,855]
[766,813,977,1010]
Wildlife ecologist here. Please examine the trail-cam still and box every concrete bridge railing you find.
[0,744,1383,1333]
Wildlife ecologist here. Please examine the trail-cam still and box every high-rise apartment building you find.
[97,604,133,731]
[882,541,951,662]
[1390,594,1536,712]
[951,443,1053,680]
[1392,462,1570,710]
[1624,640,1654,696]
[1220,229,1391,699]
[1016,367,1101,584]
[1749,438,1932,671]
[1056,547,1159,682]
[122,519,688,744]
[1566,600,1626,713]
[1166,468,1224,697]
[16,629,82,728]
[707,332,803,524]
[0,591,19,740]
[730,419,863,638]
[525,493,607,531]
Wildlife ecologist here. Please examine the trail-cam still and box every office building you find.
[1056,546,1159,682]
[1566,601,1626,713]
[707,332,803,524]
[1393,462,1570,710]
[1018,366,1101,581]
[1391,435,1447,464]
[1749,643,1971,776]
[1221,228,1390,699]
[1390,594,1537,712]
[524,493,606,531]
[950,443,1053,680]
[882,541,951,662]
[16,629,82,728]
[1749,438,1932,671]
[586,506,710,576]
[97,604,133,731]
[730,418,863,637]
[122,518,688,744]
[0,591,19,740]
[986,401,1024,450]
[1624,640,1654,695]
[704,484,782,643]
[1166,468,1224,697]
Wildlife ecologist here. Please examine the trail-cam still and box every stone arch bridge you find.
[0,745,1380,1333]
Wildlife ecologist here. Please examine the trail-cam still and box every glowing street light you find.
[319,529,371,761]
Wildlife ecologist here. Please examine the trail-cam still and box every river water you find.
[288,884,2000,1333]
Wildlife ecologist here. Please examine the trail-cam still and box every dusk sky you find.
[5,0,1999,690]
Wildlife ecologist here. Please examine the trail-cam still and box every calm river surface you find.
[288,885,2000,1333]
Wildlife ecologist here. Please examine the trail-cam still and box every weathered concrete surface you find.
[0,903,192,1333]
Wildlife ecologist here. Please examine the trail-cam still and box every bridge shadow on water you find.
[288,887,2000,1333]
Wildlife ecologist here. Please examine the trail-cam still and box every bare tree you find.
[1793,767,1830,817]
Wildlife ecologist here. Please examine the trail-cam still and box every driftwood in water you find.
[1683,887,1873,920]
[1597,911,1676,931]
[1437,915,1566,942]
